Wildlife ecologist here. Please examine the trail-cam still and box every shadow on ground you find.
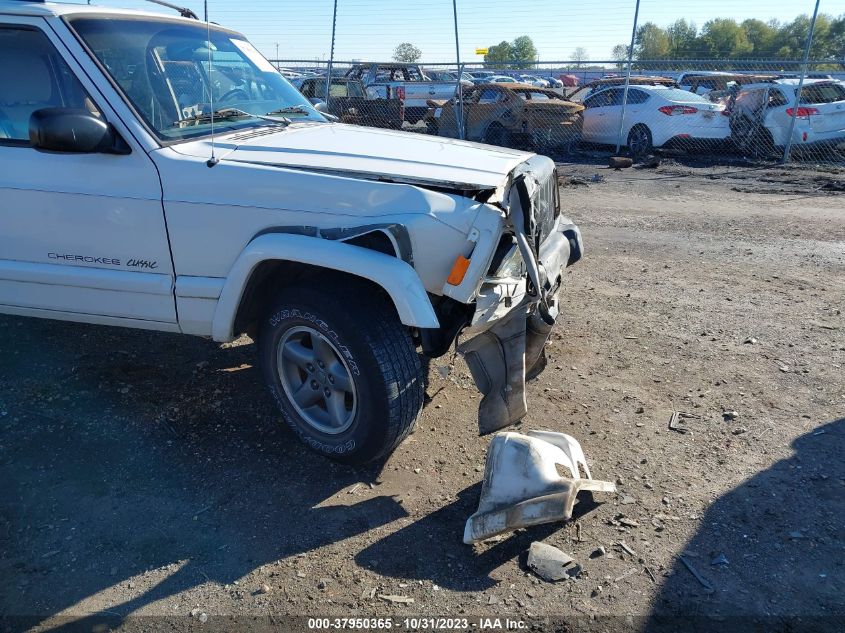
[644,417,844,633]
[0,317,407,629]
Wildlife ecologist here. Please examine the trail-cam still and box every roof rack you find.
[143,0,198,20]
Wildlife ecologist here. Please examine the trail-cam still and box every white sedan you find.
[487,75,518,84]
[519,74,550,88]
[581,85,730,155]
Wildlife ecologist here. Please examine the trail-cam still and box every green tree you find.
[484,40,512,66]
[742,19,780,57]
[666,19,698,58]
[483,36,537,68]
[634,22,672,60]
[830,15,845,64]
[511,36,538,66]
[392,42,422,63]
[699,18,753,58]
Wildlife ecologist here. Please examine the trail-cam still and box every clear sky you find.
[78,0,837,63]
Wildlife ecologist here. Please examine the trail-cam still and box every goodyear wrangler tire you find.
[258,282,424,465]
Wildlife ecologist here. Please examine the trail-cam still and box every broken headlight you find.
[489,244,525,281]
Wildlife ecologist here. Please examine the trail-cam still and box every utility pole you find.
[326,0,338,103]
[452,0,464,139]
[615,0,640,154]
[275,42,280,71]
[203,0,207,22]
[782,0,820,163]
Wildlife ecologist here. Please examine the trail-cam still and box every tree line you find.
[619,14,845,66]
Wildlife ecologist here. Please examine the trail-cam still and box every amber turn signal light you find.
[447,255,471,286]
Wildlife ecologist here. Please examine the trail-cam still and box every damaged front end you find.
[455,156,583,435]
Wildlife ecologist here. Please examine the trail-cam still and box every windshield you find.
[69,17,325,142]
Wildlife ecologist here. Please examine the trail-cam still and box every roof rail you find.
[143,0,198,20]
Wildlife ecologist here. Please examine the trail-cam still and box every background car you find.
[519,74,550,88]
[429,70,457,81]
[580,85,730,155]
[488,75,518,84]
[567,76,677,102]
[681,73,778,101]
[468,70,496,84]
[424,83,584,152]
[729,79,845,158]
[677,70,735,92]
[559,74,579,87]
[295,77,404,129]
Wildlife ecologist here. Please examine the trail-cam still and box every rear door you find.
[0,18,175,326]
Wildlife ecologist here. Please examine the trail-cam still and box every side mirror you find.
[29,108,129,154]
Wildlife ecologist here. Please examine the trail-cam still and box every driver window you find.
[0,26,97,143]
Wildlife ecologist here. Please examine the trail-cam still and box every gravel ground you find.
[1,159,843,632]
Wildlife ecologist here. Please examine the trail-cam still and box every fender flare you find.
[211,233,440,341]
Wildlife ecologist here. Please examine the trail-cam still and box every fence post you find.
[782,0,821,164]
[452,0,465,140]
[615,0,641,154]
[325,0,338,105]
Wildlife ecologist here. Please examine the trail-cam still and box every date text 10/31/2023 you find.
[306,617,527,630]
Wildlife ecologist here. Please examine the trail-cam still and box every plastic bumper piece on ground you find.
[464,430,616,544]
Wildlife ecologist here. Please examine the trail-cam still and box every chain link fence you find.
[273,57,845,166]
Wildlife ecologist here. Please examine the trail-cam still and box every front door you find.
[0,19,176,326]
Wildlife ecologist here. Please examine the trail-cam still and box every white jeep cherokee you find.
[0,1,583,464]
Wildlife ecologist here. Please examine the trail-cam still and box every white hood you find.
[170,122,532,191]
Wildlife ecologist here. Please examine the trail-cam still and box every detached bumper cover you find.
[464,431,616,544]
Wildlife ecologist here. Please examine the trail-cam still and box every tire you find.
[627,124,653,157]
[257,281,424,465]
[484,123,509,147]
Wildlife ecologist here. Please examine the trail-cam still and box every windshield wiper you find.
[265,105,311,116]
[175,107,290,126]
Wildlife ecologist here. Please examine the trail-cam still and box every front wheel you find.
[258,281,425,464]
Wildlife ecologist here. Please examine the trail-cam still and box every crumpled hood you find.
[170,122,532,191]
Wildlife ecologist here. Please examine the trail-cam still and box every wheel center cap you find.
[317,369,327,384]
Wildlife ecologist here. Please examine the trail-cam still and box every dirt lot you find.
[1,160,843,632]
